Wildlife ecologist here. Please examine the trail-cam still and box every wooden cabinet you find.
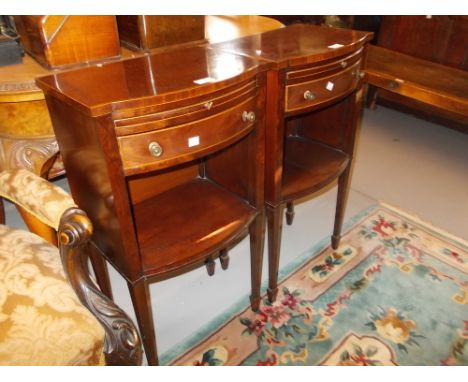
[212,24,372,301]
[36,45,268,365]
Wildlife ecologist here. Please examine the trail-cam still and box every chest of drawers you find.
[36,45,268,365]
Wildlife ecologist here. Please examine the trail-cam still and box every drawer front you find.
[118,95,257,175]
[286,48,363,82]
[285,60,361,113]
[113,78,257,135]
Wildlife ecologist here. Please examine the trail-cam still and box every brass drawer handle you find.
[148,141,163,157]
[242,111,256,123]
[303,90,316,101]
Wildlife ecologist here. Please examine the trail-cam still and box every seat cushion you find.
[0,224,105,365]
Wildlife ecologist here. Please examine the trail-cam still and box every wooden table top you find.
[36,44,266,117]
[210,24,373,69]
[0,16,283,103]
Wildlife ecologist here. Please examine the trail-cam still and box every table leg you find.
[332,164,352,250]
[249,211,265,311]
[366,85,379,110]
[128,278,159,366]
[285,201,295,225]
[266,203,284,303]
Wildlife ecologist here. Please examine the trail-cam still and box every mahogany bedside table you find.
[36,45,268,365]
[212,24,373,302]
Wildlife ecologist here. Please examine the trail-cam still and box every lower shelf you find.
[281,136,349,201]
[133,177,257,277]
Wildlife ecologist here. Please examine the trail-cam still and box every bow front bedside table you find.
[212,24,373,302]
[36,45,268,365]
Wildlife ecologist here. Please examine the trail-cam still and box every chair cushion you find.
[0,224,105,365]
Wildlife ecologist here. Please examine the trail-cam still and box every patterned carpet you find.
[168,204,468,366]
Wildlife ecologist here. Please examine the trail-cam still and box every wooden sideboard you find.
[211,24,373,302]
[37,45,269,366]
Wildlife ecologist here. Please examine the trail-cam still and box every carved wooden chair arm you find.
[0,168,142,365]
[58,208,142,365]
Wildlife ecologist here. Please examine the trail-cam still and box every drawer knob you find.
[242,111,256,123]
[148,141,163,157]
[341,61,347,68]
[303,90,316,101]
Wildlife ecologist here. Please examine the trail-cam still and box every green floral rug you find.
[167,203,468,366]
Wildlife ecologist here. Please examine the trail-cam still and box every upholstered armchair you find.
[0,169,142,366]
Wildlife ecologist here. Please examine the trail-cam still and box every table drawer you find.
[118,96,257,175]
[113,79,257,135]
[285,60,361,113]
